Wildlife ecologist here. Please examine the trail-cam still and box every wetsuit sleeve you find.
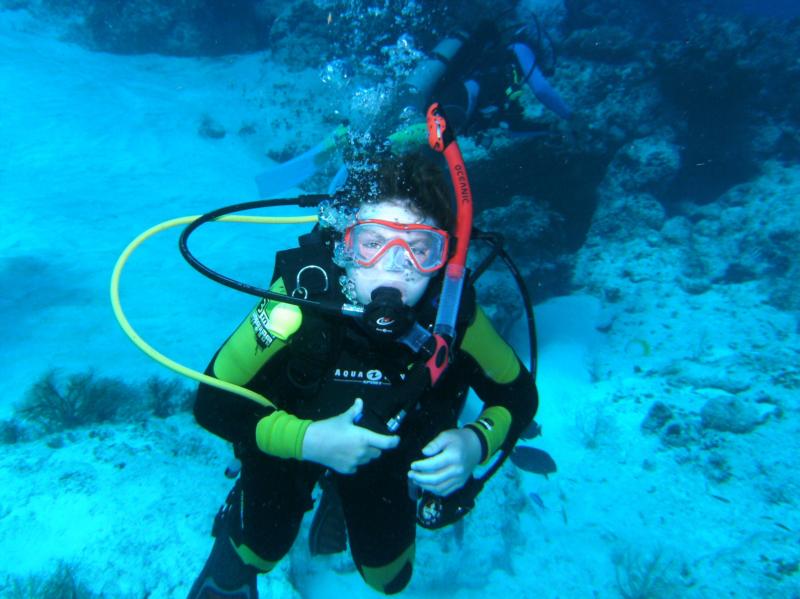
[459,306,538,464]
[193,278,311,460]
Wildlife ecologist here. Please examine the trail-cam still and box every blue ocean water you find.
[711,0,800,17]
[1,1,798,598]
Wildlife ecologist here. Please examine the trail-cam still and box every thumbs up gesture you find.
[302,399,400,473]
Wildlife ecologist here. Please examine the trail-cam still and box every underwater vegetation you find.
[145,375,194,419]
[612,547,678,599]
[15,370,123,433]
[8,369,192,440]
[2,562,99,599]
[575,402,615,449]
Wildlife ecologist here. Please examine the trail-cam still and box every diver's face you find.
[345,200,439,307]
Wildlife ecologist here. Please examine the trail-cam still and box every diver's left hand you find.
[408,428,482,497]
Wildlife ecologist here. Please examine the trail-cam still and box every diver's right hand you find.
[302,399,399,474]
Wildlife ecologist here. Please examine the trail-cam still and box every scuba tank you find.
[395,31,469,120]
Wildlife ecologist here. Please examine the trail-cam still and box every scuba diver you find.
[255,17,571,198]
[394,18,572,138]
[186,137,539,596]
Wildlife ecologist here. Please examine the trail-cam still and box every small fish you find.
[528,492,545,509]
[510,446,557,477]
[520,420,542,440]
[327,12,333,25]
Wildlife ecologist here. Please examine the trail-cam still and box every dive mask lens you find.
[344,220,449,273]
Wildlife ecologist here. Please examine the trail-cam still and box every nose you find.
[380,246,413,272]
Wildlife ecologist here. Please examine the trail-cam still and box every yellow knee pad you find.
[359,544,415,595]
[231,539,279,574]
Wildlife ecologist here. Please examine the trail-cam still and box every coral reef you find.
[473,194,572,301]
[4,0,513,61]
[6,0,279,56]
[656,15,800,201]
[679,164,800,309]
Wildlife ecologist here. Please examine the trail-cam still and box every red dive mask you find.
[343,219,449,274]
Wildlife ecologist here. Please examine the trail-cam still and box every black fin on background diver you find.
[510,446,557,477]
[309,476,347,555]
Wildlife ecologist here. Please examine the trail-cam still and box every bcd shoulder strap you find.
[271,232,345,394]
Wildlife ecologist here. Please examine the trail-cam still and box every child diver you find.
[187,147,538,597]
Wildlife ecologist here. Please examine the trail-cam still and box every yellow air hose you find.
[110,213,318,407]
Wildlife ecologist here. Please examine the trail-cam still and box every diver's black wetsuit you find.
[434,46,530,134]
[193,272,537,594]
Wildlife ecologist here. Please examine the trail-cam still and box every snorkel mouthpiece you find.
[362,287,415,340]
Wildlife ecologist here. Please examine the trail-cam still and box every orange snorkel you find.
[424,103,474,382]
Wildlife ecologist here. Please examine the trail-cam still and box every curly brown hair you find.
[339,150,454,232]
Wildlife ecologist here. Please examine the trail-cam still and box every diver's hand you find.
[408,428,482,497]
[302,399,399,474]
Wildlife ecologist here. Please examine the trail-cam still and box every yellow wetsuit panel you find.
[210,278,311,459]
[255,410,312,459]
[469,405,513,464]
[461,306,522,462]
[232,539,279,573]
[213,278,302,386]
[360,543,415,593]
[460,306,520,384]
